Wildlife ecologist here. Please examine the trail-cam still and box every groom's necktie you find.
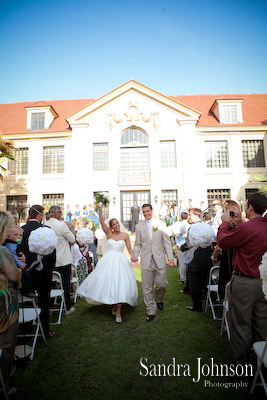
[147,219,153,240]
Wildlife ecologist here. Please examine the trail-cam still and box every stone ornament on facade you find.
[5,182,27,190]
[107,102,159,130]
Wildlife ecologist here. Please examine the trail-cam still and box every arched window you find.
[121,128,148,145]
[120,128,149,171]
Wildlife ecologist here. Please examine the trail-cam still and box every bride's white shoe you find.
[116,316,122,323]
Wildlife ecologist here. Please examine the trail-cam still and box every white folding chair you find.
[50,271,67,324]
[70,263,79,304]
[220,282,230,340]
[15,293,46,361]
[0,349,8,400]
[250,338,267,395]
[205,266,222,320]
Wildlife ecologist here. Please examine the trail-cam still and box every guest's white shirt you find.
[46,217,75,267]
[212,209,222,236]
[71,243,83,267]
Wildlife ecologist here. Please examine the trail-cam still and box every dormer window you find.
[31,112,45,130]
[223,105,238,124]
[211,99,243,124]
[25,102,58,131]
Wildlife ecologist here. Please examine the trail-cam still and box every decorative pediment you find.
[66,80,201,127]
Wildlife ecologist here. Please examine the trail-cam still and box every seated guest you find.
[0,211,21,396]
[4,226,34,297]
[70,242,88,294]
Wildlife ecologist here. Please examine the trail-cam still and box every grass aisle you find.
[13,267,261,400]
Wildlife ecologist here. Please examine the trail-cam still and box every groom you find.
[131,204,174,322]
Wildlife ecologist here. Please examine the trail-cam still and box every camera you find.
[229,210,235,217]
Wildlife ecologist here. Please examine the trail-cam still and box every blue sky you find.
[0,0,267,102]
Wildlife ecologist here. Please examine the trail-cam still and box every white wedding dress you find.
[77,239,138,306]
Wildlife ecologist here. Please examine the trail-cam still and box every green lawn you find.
[12,267,264,399]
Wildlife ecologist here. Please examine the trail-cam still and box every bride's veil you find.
[95,217,128,256]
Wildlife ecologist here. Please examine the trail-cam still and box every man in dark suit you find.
[131,201,140,233]
[18,205,56,339]
[180,208,213,312]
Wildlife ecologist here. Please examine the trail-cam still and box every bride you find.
[77,203,138,323]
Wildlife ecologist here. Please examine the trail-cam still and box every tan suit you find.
[133,219,173,315]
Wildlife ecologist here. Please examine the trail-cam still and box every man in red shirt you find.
[218,193,267,367]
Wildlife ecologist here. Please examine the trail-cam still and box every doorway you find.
[120,191,150,230]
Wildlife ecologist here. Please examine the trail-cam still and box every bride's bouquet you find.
[77,228,94,244]
[94,193,110,211]
[259,252,267,300]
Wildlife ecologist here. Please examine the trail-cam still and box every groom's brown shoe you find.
[146,315,155,322]
[157,302,163,310]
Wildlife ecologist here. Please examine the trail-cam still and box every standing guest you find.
[18,205,56,339]
[0,211,20,396]
[65,204,72,223]
[158,200,168,221]
[203,211,213,226]
[88,204,94,221]
[180,208,213,312]
[200,201,205,211]
[177,200,184,218]
[218,193,267,367]
[75,204,80,217]
[46,206,76,315]
[45,211,51,221]
[212,200,242,300]
[211,199,223,237]
[169,202,177,224]
[10,211,19,226]
[168,211,190,284]
[75,219,84,231]
[86,219,98,267]
[132,204,174,322]
[82,205,88,219]
[130,201,140,233]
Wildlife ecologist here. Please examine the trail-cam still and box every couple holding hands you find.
[77,203,174,323]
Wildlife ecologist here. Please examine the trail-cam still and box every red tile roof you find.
[169,93,267,127]
[0,91,266,136]
[0,99,95,135]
